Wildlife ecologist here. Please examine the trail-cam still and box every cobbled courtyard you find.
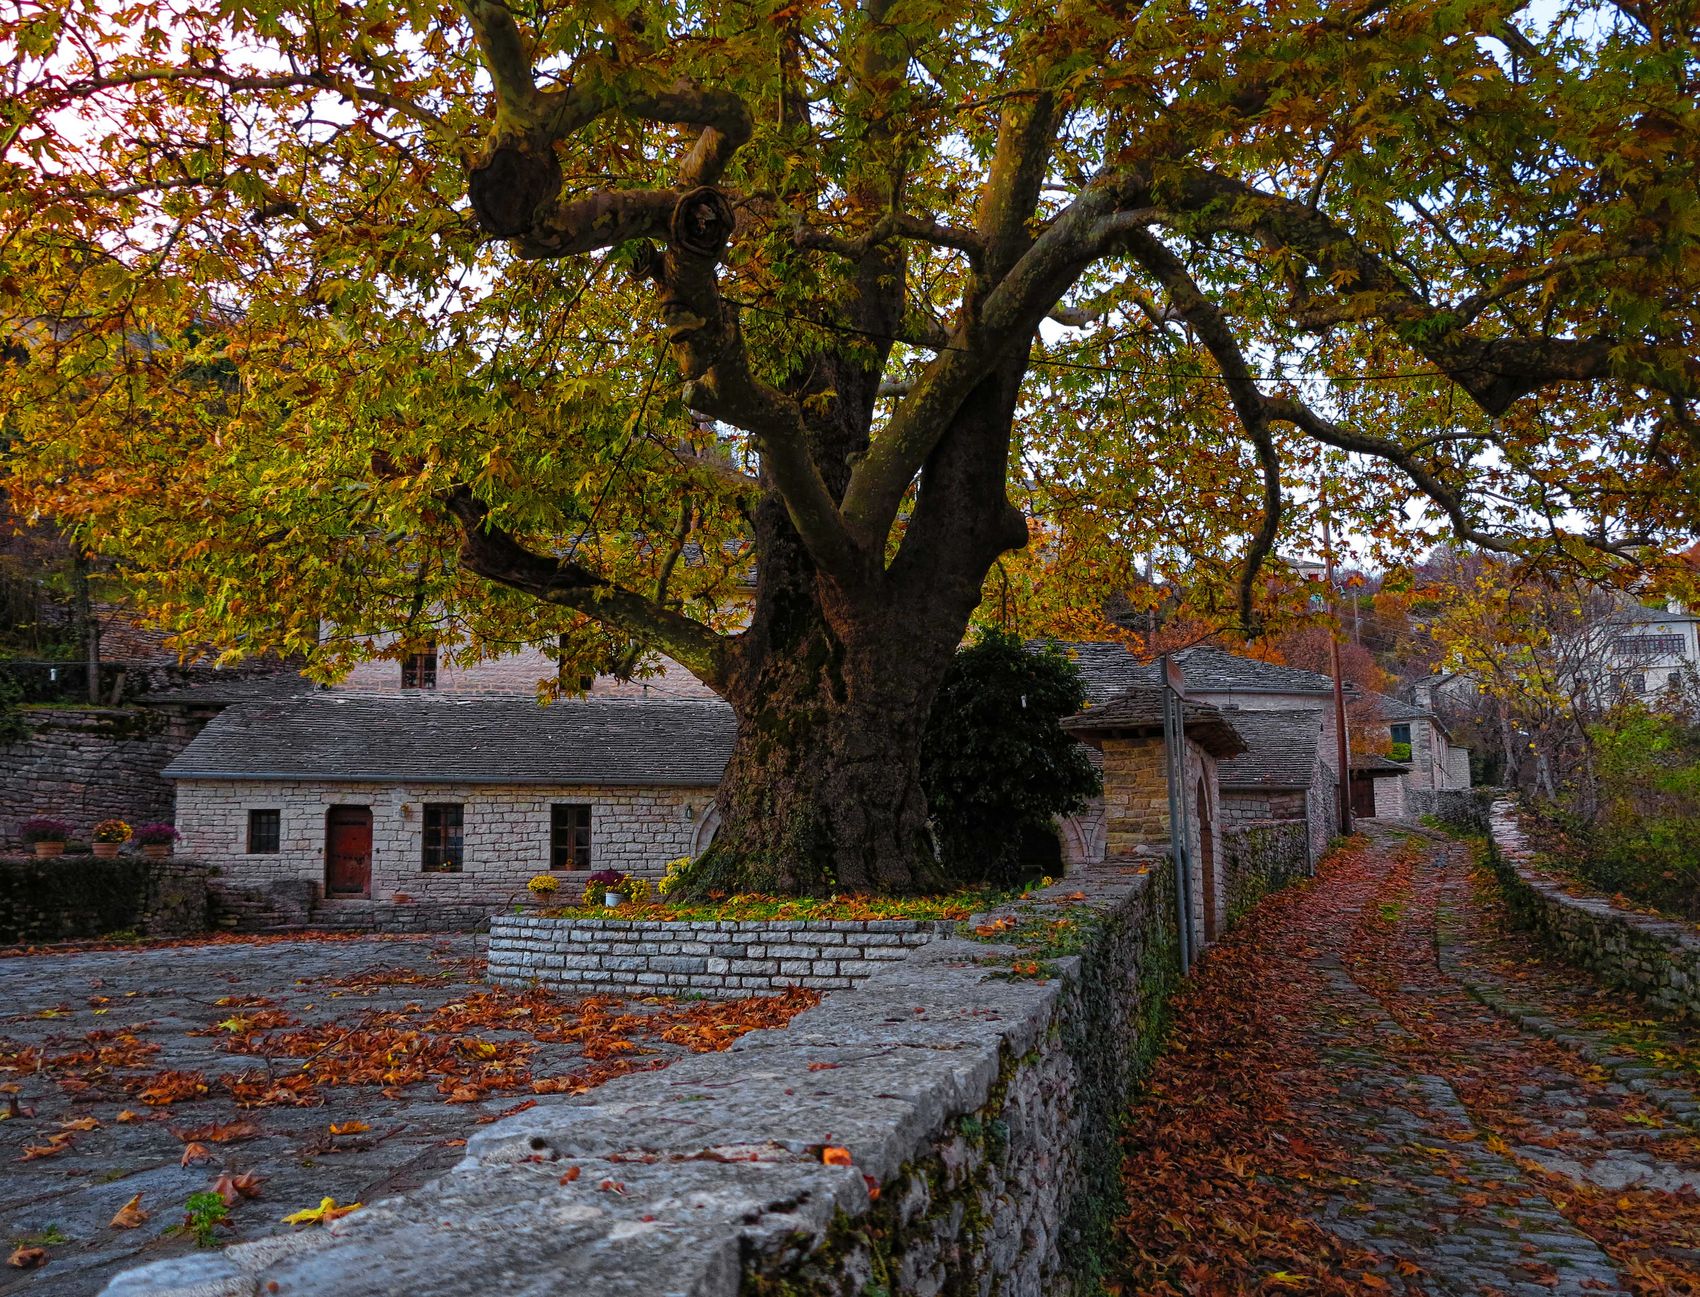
[0,935,811,1295]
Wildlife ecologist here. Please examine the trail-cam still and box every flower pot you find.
[140,843,170,860]
[91,842,122,859]
[32,841,65,859]
[603,892,621,909]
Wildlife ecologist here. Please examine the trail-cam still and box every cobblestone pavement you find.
[1115,828,1700,1295]
[0,934,800,1296]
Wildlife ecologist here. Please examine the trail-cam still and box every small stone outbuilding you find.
[1062,687,1246,948]
[167,695,732,927]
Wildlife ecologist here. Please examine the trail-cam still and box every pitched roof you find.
[1042,640,1343,703]
[1216,709,1324,790]
[164,695,735,786]
[1351,753,1411,777]
[1366,692,1430,722]
[1061,686,1247,758]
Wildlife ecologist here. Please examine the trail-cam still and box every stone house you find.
[1209,707,1338,865]
[167,694,732,924]
[1062,686,1246,949]
[1053,643,1352,855]
[1364,691,1472,814]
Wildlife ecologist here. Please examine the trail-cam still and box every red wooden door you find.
[325,806,372,898]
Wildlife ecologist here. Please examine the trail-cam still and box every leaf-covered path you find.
[1113,829,1700,1295]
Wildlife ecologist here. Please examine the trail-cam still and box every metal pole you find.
[1321,510,1354,835]
[1161,654,1193,972]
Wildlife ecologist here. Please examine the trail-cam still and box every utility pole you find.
[1321,509,1354,835]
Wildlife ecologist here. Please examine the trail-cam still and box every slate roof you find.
[1042,641,1344,704]
[1366,692,1429,723]
[1350,753,1411,777]
[1216,709,1324,790]
[1061,686,1248,758]
[164,695,736,786]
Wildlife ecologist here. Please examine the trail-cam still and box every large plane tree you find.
[2,0,1697,894]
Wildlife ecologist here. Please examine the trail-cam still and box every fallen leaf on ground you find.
[180,1142,212,1166]
[212,1170,263,1206]
[822,1146,853,1166]
[282,1197,361,1226]
[7,1247,47,1269]
[327,1121,370,1135]
[110,1193,149,1228]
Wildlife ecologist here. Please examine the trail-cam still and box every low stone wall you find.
[1223,818,1311,921]
[1409,786,1496,836]
[1488,800,1700,1020]
[487,914,956,997]
[0,855,211,943]
[107,851,1203,1297]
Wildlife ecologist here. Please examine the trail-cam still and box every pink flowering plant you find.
[21,817,71,844]
[134,822,180,845]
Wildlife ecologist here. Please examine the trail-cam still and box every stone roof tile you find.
[164,695,735,786]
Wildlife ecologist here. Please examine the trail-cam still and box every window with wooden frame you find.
[421,803,463,872]
[246,809,281,854]
[550,803,592,870]
[401,642,438,689]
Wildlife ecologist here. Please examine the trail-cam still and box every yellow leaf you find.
[283,1197,362,1226]
[328,1121,370,1136]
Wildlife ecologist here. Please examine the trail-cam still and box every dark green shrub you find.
[921,631,1101,887]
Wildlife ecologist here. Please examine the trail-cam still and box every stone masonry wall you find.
[1101,734,1222,948]
[1409,786,1495,836]
[175,778,719,909]
[1222,819,1311,922]
[0,855,211,943]
[1488,800,1700,1020]
[108,853,1201,1297]
[0,707,193,848]
[487,915,955,998]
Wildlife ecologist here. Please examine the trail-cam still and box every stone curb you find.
[1431,843,1700,1136]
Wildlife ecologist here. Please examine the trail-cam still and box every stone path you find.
[1114,828,1700,1296]
[0,934,805,1296]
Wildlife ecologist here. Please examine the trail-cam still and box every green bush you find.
[1575,705,1700,916]
[921,631,1101,887]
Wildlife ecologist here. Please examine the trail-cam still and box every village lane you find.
[1113,828,1700,1296]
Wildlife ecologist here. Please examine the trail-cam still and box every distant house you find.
[1054,643,1350,858]
[1366,692,1471,801]
[1604,602,1700,702]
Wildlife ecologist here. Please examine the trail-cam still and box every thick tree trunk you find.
[694,643,957,897]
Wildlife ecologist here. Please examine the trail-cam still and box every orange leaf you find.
[559,1166,581,1184]
[180,1142,212,1167]
[822,1146,853,1166]
[110,1193,149,1229]
[328,1121,370,1136]
[59,1116,101,1132]
[7,1247,47,1269]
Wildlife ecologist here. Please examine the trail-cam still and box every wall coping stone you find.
[1489,798,1700,1017]
[102,859,1172,1297]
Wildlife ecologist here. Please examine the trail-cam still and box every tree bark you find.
[693,616,960,896]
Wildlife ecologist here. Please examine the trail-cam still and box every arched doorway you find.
[1196,779,1217,942]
